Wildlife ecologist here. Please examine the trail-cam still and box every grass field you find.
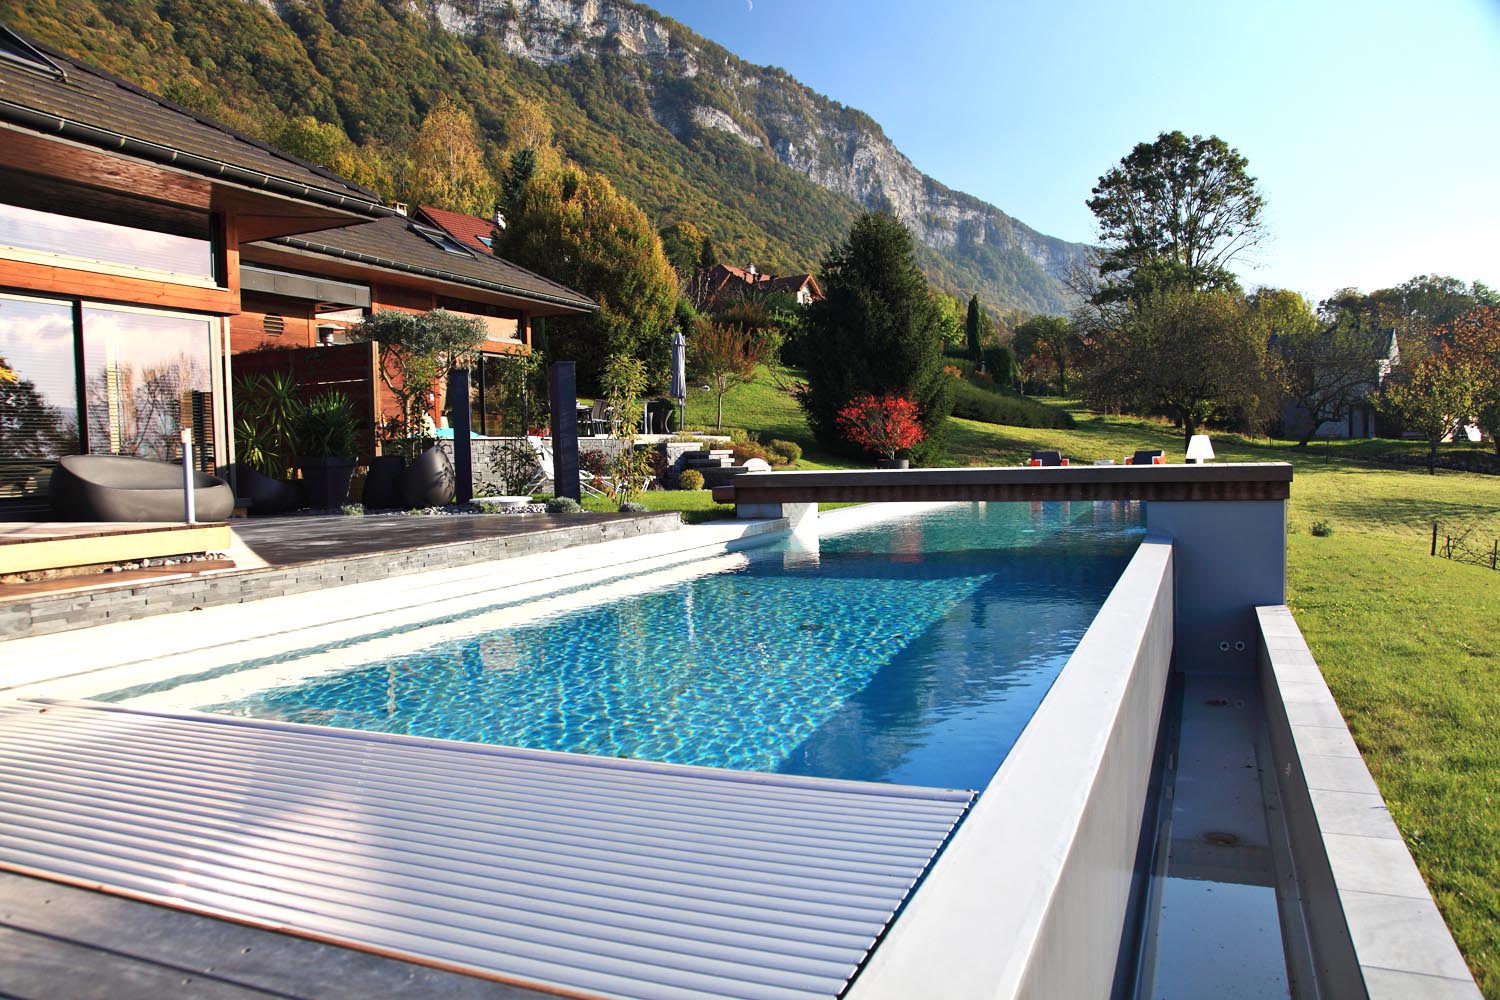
[644,369,1500,992]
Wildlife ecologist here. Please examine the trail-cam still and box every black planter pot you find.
[229,463,305,515]
[876,458,910,470]
[361,454,407,509]
[400,447,456,507]
[298,456,356,510]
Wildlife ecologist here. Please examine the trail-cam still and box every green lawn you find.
[640,378,1500,990]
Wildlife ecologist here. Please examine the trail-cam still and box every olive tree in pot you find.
[295,391,361,509]
[351,309,485,507]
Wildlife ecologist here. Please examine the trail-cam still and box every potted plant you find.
[230,371,306,514]
[295,390,360,509]
[836,394,925,469]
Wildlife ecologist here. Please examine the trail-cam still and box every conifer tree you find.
[798,212,952,461]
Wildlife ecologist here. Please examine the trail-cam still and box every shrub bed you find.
[951,379,1075,429]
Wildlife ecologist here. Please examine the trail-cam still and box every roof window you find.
[0,26,66,81]
[411,223,475,258]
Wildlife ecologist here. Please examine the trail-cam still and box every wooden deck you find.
[0,521,232,577]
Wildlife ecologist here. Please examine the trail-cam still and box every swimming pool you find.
[107,502,1143,790]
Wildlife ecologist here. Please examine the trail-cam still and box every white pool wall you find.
[849,534,1174,1000]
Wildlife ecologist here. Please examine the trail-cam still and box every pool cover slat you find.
[0,701,972,1000]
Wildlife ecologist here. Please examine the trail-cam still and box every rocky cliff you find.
[434,0,1091,311]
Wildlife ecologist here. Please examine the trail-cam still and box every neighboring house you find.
[695,263,822,310]
[0,24,390,516]
[412,204,504,256]
[1275,328,1399,441]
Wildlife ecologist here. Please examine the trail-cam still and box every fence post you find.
[1432,522,1438,557]
[1492,539,1497,571]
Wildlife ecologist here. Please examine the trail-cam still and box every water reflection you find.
[200,503,1144,788]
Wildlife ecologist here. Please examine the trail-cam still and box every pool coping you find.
[847,534,1176,998]
[1257,605,1482,999]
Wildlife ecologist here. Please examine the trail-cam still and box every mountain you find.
[1,0,1091,315]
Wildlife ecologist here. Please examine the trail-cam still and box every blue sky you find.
[643,0,1500,306]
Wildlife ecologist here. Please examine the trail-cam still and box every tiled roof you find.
[0,26,387,217]
[259,216,595,313]
[415,204,500,255]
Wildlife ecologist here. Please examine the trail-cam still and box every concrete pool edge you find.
[847,535,1175,999]
[1257,606,1482,999]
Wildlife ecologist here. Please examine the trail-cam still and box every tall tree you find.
[405,99,497,216]
[1012,314,1078,394]
[660,221,709,282]
[964,294,983,364]
[1088,131,1265,304]
[499,165,678,390]
[1080,287,1272,444]
[797,212,952,460]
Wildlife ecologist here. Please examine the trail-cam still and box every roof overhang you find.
[0,116,392,240]
[242,238,595,317]
[240,265,370,309]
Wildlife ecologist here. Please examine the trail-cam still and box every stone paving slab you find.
[0,513,684,641]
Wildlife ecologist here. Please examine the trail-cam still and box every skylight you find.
[411,223,474,258]
[0,26,66,81]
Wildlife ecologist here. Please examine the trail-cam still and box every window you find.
[0,294,79,505]
[411,223,475,258]
[477,236,494,249]
[0,294,218,513]
[0,201,215,285]
[82,304,213,465]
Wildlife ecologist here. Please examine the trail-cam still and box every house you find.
[1274,327,1399,441]
[234,210,593,441]
[695,263,822,310]
[0,23,595,516]
[0,25,391,516]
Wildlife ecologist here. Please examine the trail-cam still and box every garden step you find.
[698,465,753,488]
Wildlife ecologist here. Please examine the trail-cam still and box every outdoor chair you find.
[1125,449,1164,465]
[525,437,614,499]
[51,454,235,521]
[1028,450,1068,467]
[587,401,617,437]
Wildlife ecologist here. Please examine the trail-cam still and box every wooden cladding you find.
[721,464,1294,505]
[0,257,237,315]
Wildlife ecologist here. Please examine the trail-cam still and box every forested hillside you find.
[0,0,1090,314]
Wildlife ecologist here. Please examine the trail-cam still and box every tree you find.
[1012,314,1077,394]
[836,394,925,461]
[797,213,952,461]
[1080,286,1272,444]
[1383,344,1479,474]
[964,295,983,364]
[660,221,709,282]
[689,317,771,430]
[405,99,497,216]
[498,166,678,391]
[1088,131,1265,304]
[1443,306,1500,455]
[351,309,487,454]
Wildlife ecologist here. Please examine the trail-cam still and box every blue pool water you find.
[163,503,1141,790]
